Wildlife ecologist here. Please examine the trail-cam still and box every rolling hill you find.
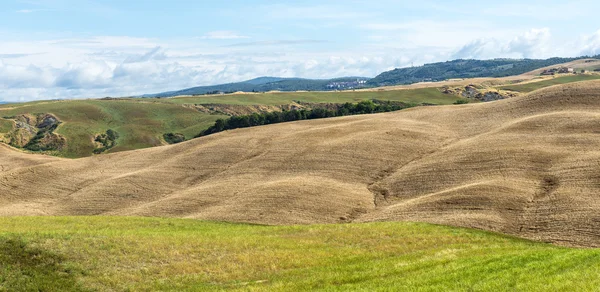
[0,99,226,157]
[3,80,600,247]
[139,56,599,97]
[2,59,595,159]
[142,77,370,98]
[368,57,599,86]
[0,89,463,157]
[498,74,600,92]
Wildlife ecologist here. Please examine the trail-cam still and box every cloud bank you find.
[1,28,600,102]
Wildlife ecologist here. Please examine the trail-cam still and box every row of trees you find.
[197,100,411,137]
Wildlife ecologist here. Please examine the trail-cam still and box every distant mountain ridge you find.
[368,56,599,86]
[141,56,599,98]
[243,77,288,85]
[141,77,370,98]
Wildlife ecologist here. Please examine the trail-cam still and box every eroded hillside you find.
[3,81,600,246]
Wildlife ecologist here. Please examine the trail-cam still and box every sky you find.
[1,0,600,102]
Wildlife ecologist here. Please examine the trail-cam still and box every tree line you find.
[197,100,412,137]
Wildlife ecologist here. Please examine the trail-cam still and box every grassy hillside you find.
[1,217,599,291]
[165,87,459,106]
[498,74,600,92]
[0,118,12,133]
[0,99,226,158]
[0,88,462,157]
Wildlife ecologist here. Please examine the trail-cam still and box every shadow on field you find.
[0,236,86,292]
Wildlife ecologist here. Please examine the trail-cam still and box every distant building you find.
[541,69,556,76]
[541,67,574,75]
[557,67,574,74]
[326,79,368,90]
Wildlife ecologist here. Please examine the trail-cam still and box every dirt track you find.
[3,80,600,247]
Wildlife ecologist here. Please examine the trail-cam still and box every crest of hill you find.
[141,76,370,98]
[140,56,599,98]
[4,80,600,247]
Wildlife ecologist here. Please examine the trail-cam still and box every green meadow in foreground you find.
[1,217,599,291]
[498,74,600,93]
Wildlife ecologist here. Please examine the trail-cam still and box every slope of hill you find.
[243,76,287,85]
[2,217,600,291]
[369,57,598,86]
[3,81,600,246]
[0,99,226,157]
[0,89,463,157]
[498,74,600,92]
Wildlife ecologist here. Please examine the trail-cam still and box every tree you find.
[214,119,226,132]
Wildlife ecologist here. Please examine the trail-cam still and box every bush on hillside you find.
[163,133,186,144]
[94,129,119,154]
[453,99,470,104]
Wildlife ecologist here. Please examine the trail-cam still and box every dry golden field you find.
[4,80,600,247]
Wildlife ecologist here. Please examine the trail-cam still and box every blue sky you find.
[1,0,600,101]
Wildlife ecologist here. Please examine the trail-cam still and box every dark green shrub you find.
[163,133,186,144]
[453,99,470,104]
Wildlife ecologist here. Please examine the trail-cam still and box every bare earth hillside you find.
[3,81,600,247]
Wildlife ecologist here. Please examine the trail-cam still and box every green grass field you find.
[1,217,599,291]
[498,74,600,92]
[0,99,226,158]
[164,87,461,106]
[0,118,12,133]
[0,88,462,157]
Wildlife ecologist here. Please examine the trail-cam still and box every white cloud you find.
[0,42,422,101]
[1,27,600,102]
[123,46,167,63]
[55,61,114,89]
[579,30,600,56]
[359,20,520,48]
[452,39,501,60]
[505,28,551,58]
[452,28,555,59]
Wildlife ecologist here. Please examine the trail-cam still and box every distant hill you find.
[142,77,370,98]
[368,57,599,86]
[141,56,600,97]
[243,77,288,85]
